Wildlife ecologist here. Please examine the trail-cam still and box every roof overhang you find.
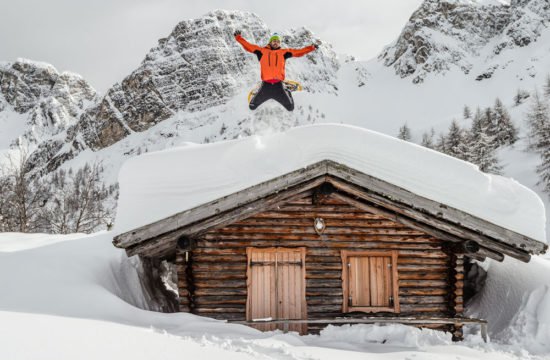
[113,160,548,261]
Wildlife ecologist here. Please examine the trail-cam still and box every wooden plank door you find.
[246,248,306,333]
[247,249,277,331]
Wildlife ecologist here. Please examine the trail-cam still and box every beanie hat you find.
[269,33,281,43]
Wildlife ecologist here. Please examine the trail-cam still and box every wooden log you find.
[399,305,449,312]
[233,218,411,228]
[303,263,341,271]
[199,239,443,250]
[194,288,248,296]
[397,265,448,272]
[193,272,246,280]
[194,296,247,305]
[212,226,428,236]
[399,288,448,296]
[253,211,378,219]
[306,288,343,296]
[192,255,247,263]
[193,248,247,255]
[306,279,343,288]
[194,280,246,288]
[192,263,247,272]
[399,280,448,287]
[306,297,343,305]
[303,248,448,258]
[398,273,448,280]
[202,234,441,244]
[306,304,342,312]
[306,255,342,263]
[398,257,448,265]
[398,296,447,304]
[193,306,246,313]
[271,205,365,213]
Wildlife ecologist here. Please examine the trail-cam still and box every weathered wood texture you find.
[176,193,460,323]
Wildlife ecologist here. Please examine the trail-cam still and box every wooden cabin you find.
[113,160,547,340]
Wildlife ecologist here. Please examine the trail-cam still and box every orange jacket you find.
[235,35,316,82]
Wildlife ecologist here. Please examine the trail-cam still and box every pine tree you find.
[491,98,518,147]
[514,88,530,106]
[544,74,550,99]
[421,128,436,149]
[435,133,447,153]
[468,110,502,174]
[445,120,469,160]
[536,128,550,193]
[525,91,550,193]
[463,105,472,119]
[398,123,412,141]
[526,91,550,152]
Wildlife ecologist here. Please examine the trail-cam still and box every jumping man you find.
[234,31,319,111]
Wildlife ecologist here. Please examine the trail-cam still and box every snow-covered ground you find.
[1,231,550,359]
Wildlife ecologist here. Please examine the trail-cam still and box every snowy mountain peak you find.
[379,0,550,83]
[0,58,98,151]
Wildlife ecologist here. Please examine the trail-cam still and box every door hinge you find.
[389,296,394,307]
[348,296,352,306]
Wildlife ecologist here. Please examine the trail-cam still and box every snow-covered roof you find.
[114,124,546,245]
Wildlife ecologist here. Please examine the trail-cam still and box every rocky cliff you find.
[379,0,550,83]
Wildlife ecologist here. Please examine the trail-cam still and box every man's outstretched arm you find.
[234,30,262,53]
[285,41,321,58]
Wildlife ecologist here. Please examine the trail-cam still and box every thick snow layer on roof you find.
[114,124,546,243]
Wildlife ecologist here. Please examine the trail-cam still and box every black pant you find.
[249,81,294,111]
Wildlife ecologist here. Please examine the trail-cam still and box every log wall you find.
[176,193,464,329]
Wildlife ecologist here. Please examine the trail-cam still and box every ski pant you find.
[249,81,294,111]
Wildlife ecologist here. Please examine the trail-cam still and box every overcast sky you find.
[0,0,423,92]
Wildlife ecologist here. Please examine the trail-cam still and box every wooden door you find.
[246,247,307,332]
[342,250,399,313]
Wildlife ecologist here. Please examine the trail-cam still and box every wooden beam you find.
[327,178,531,263]
[325,161,546,255]
[125,177,327,258]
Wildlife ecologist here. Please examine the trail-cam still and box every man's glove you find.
[313,40,322,49]
[234,30,241,37]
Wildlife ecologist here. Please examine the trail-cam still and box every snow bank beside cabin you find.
[468,256,550,355]
[115,123,546,243]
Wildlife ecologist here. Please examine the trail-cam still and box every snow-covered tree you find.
[397,123,412,141]
[544,74,550,99]
[514,88,530,106]
[435,133,447,153]
[468,111,502,174]
[463,105,472,119]
[421,128,436,149]
[526,91,550,152]
[525,91,550,193]
[490,98,518,147]
[445,120,469,160]
[0,148,50,232]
